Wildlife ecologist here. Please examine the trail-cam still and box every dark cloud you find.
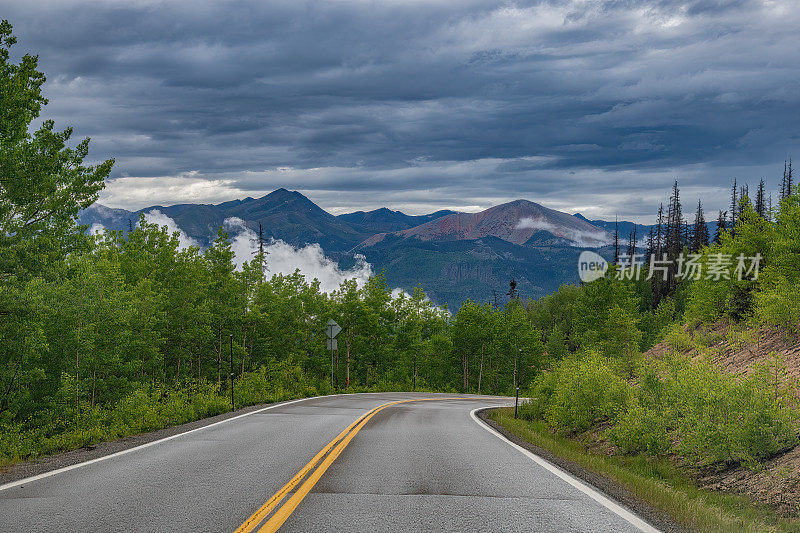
[4,0,798,220]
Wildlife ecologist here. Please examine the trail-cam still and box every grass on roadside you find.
[489,408,800,533]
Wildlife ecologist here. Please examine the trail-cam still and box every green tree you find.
[452,300,482,392]
[686,202,772,323]
[756,193,800,329]
[205,228,240,387]
[0,20,113,281]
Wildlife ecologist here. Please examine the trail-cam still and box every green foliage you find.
[572,277,642,360]
[668,358,797,468]
[235,362,326,405]
[515,398,539,421]
[0,382,229,465]
[638,296,676,351]
[0,215,466,465]
[756,194,800,330]
[0,20,113,281]
[610,364,671,456]
[612,403,671,456]
[685,202,773,325]
[530,352,631,434]
[664,323,694,353]
[610,356,798,468]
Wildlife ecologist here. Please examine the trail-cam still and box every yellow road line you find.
[258,400,405,532]
[237,397,458,533]
[234,405,380,533]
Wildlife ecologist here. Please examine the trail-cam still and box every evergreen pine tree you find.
[691,200,709,252]
[781,161,787,199]
[739,185,751,219]
[714,210,727,244]
[625,226,637,260]
[655,203,664,257]
[665,181,683,293]
[651,203,665,307]
[768,192,773,221]
[730,178,738,237]
[666,181,683,257]
[755,179,766,218]
[253,222,269,282]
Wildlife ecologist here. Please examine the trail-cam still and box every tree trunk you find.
[478,345,484,394]
[217,325,222,387]
[0,335,24,415]
[346,332,351,388]
[176,328,183,385]
[413,353,417,391]
[75,315,82,418]
[239,327,247,375]
[91,366,97,408]
[462,353,468,392]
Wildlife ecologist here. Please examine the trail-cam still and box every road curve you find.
[0,393,657,532]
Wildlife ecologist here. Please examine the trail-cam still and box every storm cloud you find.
[5,0,798,221]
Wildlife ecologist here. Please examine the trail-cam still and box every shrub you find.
[756,277,800,331]
[535,352,631,434]
[611,403,670,456]
[668,358,797,468]
[611,364,671,456]
[664,324,694,353]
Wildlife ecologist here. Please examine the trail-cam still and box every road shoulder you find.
[476,408,690,533]
[0,399,298,487]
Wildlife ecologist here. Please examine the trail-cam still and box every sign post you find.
[325,319,341,388]
[229,334,234,411]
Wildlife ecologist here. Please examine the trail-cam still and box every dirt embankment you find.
[648,319,800,378]
[646,321,800,516]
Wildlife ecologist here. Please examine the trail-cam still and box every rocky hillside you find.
[361,199,612,249]
[646,321,800,516]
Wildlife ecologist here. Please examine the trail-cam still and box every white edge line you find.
[0,391,416,491]
[0,396,318,492]
[0,392,499,492]
[469,407,661,533]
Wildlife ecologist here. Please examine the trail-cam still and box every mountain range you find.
[79,189,652,308]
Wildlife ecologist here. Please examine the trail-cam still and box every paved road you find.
[0,393,657,532]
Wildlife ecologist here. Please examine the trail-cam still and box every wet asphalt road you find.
[0,393,656,532]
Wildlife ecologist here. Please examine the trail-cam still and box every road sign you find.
[325,320,341,388]
[325,319,341,339]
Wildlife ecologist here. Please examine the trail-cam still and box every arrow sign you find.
[325,319,342,339]
[326,338,337,351]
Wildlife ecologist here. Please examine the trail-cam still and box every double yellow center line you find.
[235,398,454,533]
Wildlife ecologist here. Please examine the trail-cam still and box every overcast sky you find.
[5,0,798,221]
